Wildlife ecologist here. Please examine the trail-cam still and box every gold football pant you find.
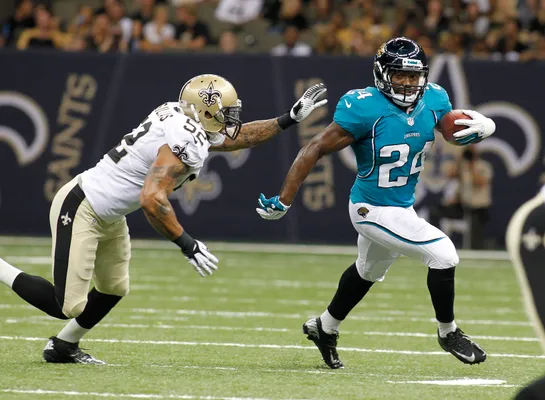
[49,177,130,318]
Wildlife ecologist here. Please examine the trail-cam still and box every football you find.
[439,110,472,146]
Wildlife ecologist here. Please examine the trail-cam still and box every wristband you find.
[173,231,195,255]
[276,113,297,130]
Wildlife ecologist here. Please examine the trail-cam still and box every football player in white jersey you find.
[0,74,327,364]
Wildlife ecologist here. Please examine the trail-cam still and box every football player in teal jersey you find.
[257,37,496,369]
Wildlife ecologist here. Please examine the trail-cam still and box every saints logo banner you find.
[0,50,543,247]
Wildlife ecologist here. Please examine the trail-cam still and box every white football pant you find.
[348,200,459,282]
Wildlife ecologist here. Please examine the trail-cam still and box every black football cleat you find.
[438,328,486,365]
[43,336,105,365]
[303,317,344,369]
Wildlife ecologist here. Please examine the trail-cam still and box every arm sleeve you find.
[163,118,207,169]
[333,93,370,140]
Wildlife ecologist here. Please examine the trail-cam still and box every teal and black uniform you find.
[334,84,452,207]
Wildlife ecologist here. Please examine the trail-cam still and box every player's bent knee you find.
[356,261,386,282]
[62,299,87,319]
[427,238,459,269]
[95,279,129,297]
[361,271,386,282]
[429,251,459,270]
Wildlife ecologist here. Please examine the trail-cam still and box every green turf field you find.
[0,239,542,400]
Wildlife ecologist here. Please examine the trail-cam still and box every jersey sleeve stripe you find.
[356,116,382,180]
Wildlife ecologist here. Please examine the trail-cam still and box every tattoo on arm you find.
[140,153,189,241]
[211,119,282,152]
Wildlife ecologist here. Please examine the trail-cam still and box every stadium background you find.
[1,0,544,248]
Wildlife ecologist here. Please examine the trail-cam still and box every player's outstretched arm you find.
[211,118,283,152]
[211,83,327,152]
[256,122,354,220]
[140,145,218,277]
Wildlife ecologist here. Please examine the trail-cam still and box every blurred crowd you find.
[2,0,545,61]
[429,145,494,249]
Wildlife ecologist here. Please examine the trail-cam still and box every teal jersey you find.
[334,84,452,207]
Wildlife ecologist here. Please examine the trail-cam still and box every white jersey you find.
[80,102,210,223]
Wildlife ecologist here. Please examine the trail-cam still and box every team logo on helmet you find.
[198,82,222,107]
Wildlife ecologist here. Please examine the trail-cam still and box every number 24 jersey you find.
[334,84,452,207]
[80,102,209,223]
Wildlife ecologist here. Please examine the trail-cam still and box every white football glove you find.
[183,240,219,277]
[290,83,328,122]
[453,109,496,144]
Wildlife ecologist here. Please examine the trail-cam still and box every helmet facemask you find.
[212,98,242,140]
[374,61,428,108]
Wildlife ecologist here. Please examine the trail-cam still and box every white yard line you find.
[0,236,510,261]
[359,331,538,342]
[128,308,534,327]
[3,318,538,342]
[106,363,484,381]
[0,304,533,326]
[1,335,543,359]
[387,379,519,388]
[4,256,52,265]
[1,389,283,400]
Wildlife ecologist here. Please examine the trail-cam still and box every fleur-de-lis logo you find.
[172,143,189,161]
[60,212,72,226]
[198,82,222,107]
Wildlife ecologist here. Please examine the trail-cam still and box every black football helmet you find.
[373,37,429,107]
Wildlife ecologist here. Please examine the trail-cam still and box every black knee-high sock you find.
[75,288,122,329]
[427,267,455,323]
[11,273,68,319]
[327,263,374,320]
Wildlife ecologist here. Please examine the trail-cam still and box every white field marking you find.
[130,276,519,295]
[3,319,291,333]
[127,279,509,295]
[2,253,511,279]
[387,379,519,388]
[132,294,394,306]
[120,292,514,308]
[356,331,539,342]
[0,304,530,327]
[0,236,510,261]
[1,335,543,359]
[0,304,35,310]
[124,307,533,327]
[5,256,51,265]
[1,389,285,400]
[130,315,190,322]
[106,363,469,381]
[4,318,537,342]
[132,292,508,305]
